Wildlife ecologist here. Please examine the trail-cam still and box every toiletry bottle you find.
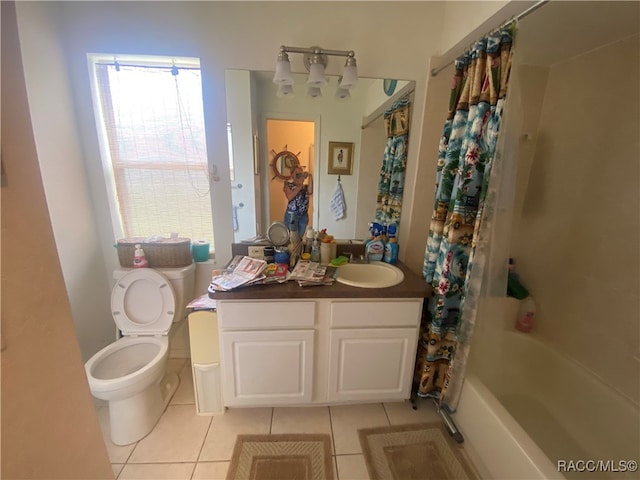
[515,296,536,333]
[364,222,384,261]
[383,224,399,264]
[310,238,321,263]
[133,244,149,268]
[365,222,385,247]
[304,228,314,254]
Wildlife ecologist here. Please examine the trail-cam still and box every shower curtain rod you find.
[430,0,549,77]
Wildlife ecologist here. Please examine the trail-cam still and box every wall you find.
[14,2,114,362]
[510,34,640,404]
[1,2,113,477]
[401,58,453,274]
[355,115,387,239]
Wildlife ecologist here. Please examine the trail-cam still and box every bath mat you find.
[226,433,334,480]
[358,422,478,480]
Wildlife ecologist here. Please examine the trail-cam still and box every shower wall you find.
[510,33,640,405]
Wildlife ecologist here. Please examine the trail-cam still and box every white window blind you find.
[90,55,214,250]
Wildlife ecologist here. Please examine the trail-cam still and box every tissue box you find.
[117,237,192,268]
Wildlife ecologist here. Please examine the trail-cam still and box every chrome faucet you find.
[349,253,369,264]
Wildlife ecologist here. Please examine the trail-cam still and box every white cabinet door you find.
[222,330,314,406]
[328,328,418,402]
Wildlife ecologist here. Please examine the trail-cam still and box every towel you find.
[330,180,346,220]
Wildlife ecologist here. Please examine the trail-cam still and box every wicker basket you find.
[117,237,192,268]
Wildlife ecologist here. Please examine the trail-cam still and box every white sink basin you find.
[336,261,404,288]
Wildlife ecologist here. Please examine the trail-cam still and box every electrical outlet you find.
[247,246,265,259]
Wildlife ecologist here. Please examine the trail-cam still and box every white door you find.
[328,328,418,402]
[222,329,314,406]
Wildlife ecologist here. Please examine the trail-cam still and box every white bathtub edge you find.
[456,374,565,480]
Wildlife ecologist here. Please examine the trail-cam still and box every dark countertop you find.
[209,261,432,300]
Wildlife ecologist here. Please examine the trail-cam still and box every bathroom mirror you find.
[225,69,415,242]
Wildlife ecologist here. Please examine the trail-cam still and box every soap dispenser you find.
[133,244,149,268]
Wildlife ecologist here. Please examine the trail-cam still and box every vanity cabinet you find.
[327,300,421,402]
[215,297,423,407]
[217,301,315,406]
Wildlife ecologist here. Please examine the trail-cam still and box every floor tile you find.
[118,462,195,480]
[171,362,195,405]
[272,406,334,453]
[383,399,440,425]
[330,404,389,455]
[271,406,332,435]
[111,463,124,478]
[96,406,137,463]
[335,454,370,480]
[192,461,230,480]
[166,357,188,376]
[198,407,272,462]
[129,404,212,463]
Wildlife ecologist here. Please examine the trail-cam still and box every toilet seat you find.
[111,269,176,335]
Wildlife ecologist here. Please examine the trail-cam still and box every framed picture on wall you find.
[327,142,353,175]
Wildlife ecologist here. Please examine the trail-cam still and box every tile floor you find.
[96,358,442,480]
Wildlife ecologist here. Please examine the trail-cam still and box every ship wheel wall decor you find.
[270,145,301,180]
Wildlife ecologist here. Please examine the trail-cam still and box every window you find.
[88,54,214,251]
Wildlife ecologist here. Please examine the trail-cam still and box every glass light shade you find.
[307,63,327,87]
[340,64,358,88]
[273,58,294,85]
[335,87,350,100]
[307,86,322,98]
[277,84,294,98]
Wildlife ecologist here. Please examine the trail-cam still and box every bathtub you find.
[454,328,640,480]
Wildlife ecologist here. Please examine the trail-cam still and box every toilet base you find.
[108,371,180,446]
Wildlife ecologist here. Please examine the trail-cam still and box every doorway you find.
[265,119,315,229]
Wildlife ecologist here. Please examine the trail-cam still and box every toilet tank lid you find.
[113,262,195,281]
[111,269,176,335]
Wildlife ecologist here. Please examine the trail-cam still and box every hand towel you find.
[330,181,346,220]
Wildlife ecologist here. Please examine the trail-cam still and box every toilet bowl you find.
[85,266,193,446]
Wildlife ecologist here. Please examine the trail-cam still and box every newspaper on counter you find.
[186,293,217,310]
[297,265,337,287]
[290,261,336,286]
[209,255,267,291]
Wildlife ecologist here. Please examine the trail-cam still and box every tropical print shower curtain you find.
[375,97,411,226]
[416,26,515,410]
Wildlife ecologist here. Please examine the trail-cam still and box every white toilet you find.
[85,263,195,445]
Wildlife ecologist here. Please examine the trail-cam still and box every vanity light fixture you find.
[277,84,294,98]
[335,76,351,100]
[273,50,294,85]
[335,86,350,100]
[340,54,358,88]
[306,50,327,87]
[272,45,358,98]
[307,86,322,98]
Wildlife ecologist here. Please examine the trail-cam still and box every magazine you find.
[263,263,289,283]
[210,256,267,291]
